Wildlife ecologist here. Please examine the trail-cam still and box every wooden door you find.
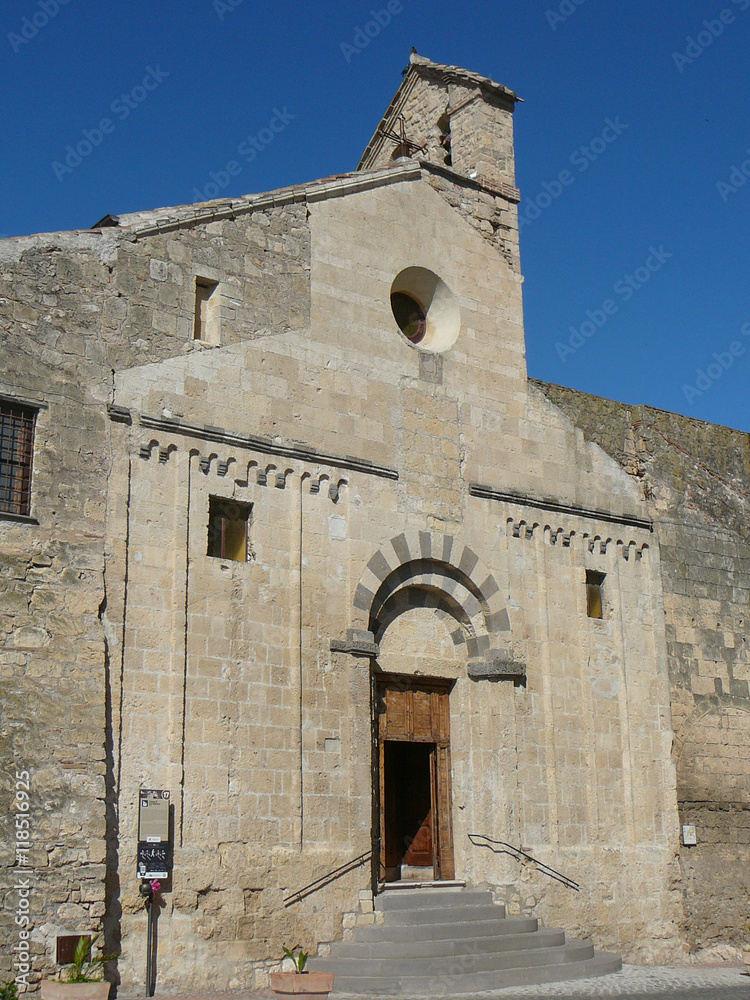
[376,675,455,882]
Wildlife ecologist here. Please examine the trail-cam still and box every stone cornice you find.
[129,411,399,480]
[419,159,520,204]
[470,483,653,532]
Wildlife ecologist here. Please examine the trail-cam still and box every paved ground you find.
[119,963,750,1000]
[465,963,750,999]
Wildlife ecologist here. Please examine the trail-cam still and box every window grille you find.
[0,401,36,517]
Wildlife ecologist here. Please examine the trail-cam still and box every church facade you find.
[0,54,748,992]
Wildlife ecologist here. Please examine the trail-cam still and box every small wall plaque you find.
[682,824,697,846]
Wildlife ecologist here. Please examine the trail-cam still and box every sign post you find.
[137,789,172,997]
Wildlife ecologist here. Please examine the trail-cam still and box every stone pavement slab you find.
[118,963,750,1000]
[465,963,750,999]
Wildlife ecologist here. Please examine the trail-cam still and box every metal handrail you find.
[468,833,580,892]
[284,850,373,907]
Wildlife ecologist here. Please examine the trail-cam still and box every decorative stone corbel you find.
[467,648,526,682]
[330,629,380,658]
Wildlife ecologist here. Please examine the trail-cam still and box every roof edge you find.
[530,377,750,439]
[409,52,521,103]
[114,162,423,239]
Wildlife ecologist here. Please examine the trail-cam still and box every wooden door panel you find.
[378,738,387,881]
[412,688,433,740]
[435,689,450,743]
[435,744,455,880]
[384,687,409,739]
[379,676,451,742]
[403,809,433,866]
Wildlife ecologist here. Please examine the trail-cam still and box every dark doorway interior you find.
[383,740,435,879]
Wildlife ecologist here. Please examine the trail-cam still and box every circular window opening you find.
[390,267,460,353]
[391,292,427,344]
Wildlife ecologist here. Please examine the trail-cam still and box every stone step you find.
[319,886,621,995]
[376,902,510,926]
[323,952,622,996]
[350,915,539,943]
[316,938,594,979]
[333,926,567,960]
[376,889,497,912]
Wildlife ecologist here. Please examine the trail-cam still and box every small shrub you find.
[282,946,308,973]
[61,935,116,984]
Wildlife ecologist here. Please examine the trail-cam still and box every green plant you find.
[60,934,116,984]
[282,946,308,974]
[1,980,19,1000]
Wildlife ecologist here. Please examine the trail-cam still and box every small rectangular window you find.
[207,497,251,561]
[586,570,605,619]
[56,935,91,965]
[0,400,36,517]
[193,278,219,343]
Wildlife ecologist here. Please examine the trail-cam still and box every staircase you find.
[313,886,621,996]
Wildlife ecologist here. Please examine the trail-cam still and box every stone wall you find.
[533,380,750,954]
[0,236,115,984]
[0,198,313,988]
[85,178,685,989]
[422,163,521,274]
[105,203,310,370]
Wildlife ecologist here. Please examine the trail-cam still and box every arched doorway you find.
[355,530,514,887]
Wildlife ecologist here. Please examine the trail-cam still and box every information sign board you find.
[137,789,172,879]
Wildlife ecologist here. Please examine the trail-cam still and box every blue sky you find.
[2,0,749,431]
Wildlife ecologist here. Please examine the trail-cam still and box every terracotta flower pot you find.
[269,970,335,998]
[40,983,111,1000]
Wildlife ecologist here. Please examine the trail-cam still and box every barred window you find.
[207,497,251,561]
[0,401,36,517]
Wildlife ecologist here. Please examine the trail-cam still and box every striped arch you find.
[352,530,523,680]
